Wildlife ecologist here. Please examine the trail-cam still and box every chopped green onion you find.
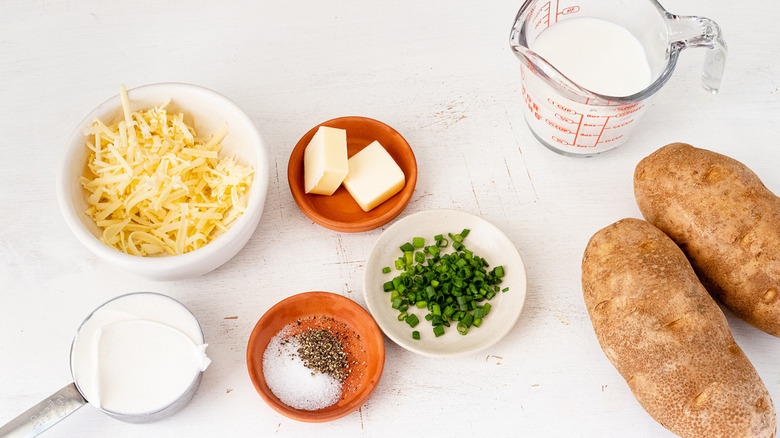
[383,230,508,338]
[412,331,420,340]
[400,242,414,252]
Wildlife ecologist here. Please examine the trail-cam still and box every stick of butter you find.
[304,126,348,195]
[343,141,405,212]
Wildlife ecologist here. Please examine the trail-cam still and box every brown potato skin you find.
[582,218,775,438]
[634,143,780,337]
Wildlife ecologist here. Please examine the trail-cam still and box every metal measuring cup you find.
[0,292,206,437]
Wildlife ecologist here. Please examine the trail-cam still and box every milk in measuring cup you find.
[510,0,726,157]
[532,17,652,96]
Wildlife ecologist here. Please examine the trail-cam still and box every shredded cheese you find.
[80,85,254,257]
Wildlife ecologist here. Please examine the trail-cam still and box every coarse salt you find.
[262,326,342,410]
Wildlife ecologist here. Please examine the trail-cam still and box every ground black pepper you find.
[295,329,349,380]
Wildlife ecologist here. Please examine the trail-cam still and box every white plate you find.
[363,209,527,357]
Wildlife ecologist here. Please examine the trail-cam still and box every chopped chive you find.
[385,230,506,338]
[400,242,414,252]
[412,331,420,340]
[382,266,391,274]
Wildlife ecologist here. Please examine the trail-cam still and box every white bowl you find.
[363,209,527,357]
[57,83,269,280]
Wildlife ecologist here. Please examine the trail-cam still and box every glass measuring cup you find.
[509,0,726,157]
[0,293,207,437]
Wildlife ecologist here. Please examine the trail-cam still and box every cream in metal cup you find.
[0,293,209,437]
[509,0,727,157]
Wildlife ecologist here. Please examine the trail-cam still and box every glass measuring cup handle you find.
[667,15,728,94]
[0,383,86,438]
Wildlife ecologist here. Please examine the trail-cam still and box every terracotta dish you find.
[246,291,385,422]
[288,117,417,232]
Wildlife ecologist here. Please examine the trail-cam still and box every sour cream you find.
[70,293,210,415]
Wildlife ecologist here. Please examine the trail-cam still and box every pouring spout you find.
[666,15,728,94]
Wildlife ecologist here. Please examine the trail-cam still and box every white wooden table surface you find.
[1,1,778,437]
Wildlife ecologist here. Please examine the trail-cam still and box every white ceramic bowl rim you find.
[363,209,528,358]
[57,82,269,276]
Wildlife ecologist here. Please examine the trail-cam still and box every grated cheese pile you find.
[79,85,254,257]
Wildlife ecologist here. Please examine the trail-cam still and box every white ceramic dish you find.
[363,209,527,357]
[57,83,269,280]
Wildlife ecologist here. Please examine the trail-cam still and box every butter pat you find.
[304,126,348,195]
[343,141,405,212]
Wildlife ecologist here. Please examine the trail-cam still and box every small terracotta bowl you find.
[246,292,385,422]
[288,117,417,233]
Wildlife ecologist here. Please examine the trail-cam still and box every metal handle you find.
[667,15,728,94]
[0,383,86,438]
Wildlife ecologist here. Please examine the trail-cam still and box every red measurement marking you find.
[555,113,577,124]
[594,116,611,145]
[545,118,574,134]
[560,5,580,15]
[572,112,584,146]
[534,1,552,30]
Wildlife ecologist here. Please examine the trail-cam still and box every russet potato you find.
[582,218,775,438]
[634,143,780,337]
